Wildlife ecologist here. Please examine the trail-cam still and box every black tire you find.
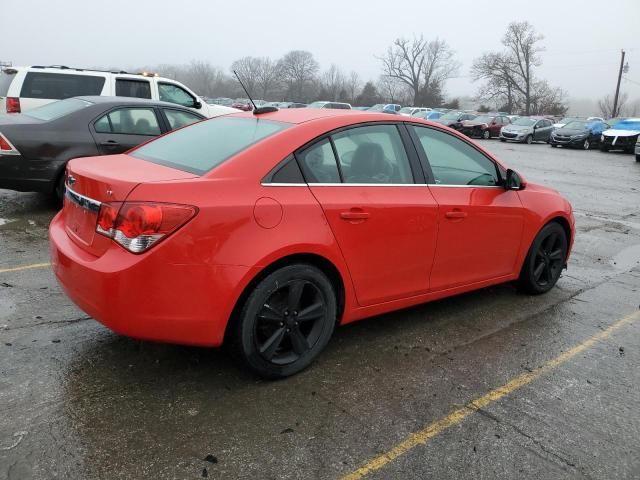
[600,145,609,152]
[636,154,640,162]
[551,144,558,148]
[53,172,66,204]
[525,134,533,145]
[482,129,490,140]
[517,222,568,295]
[232,264,337,378]
[500,138,506,143]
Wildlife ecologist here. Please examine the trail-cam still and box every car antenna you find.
[232,70,278,115]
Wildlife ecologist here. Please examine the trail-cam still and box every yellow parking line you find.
[0,262,50,274]
[342,310,640,480]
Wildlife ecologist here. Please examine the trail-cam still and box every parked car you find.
[306,101,351,110]
[414,111,443,121]
[600,118,640,153]
[0,65,234,118]
[0,96,204,199]
[500,117,554,144]
[398,107,430,116]
[549,120,608,150]
[587,116,605,122]
[635,138,640,162]
[552,117,585,129]
[231,99,253,111]
[459,114,511,139]
[352,106,370,111]
[435,111,477,130]
[606,117,628,128]
[506,115,520,122]
[49,108,574,378]
[368,103,401,113]
[208,97,234,107]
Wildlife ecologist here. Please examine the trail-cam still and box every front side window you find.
[20,72,105,99]
[411,126,499,186]
[158,83,195,107]
[132,117,289,175]
[332,124,413,184]
[297,139,341,183]
[115,79,151,99]
[163,109,202,130]
[94,108,161,136]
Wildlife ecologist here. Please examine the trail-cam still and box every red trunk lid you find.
[63,154,198,256]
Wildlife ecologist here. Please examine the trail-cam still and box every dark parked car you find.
[549,120,608,150]
[0,96,205,199]
[459,114,511,139]
[231,99,253,111]
[414,111,443,121]
[500,117,554,144]
[435,111,477,130]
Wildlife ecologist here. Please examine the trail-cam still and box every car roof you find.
[225,108,404,124]
[74,96,200,110]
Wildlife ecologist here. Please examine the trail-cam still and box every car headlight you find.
[601,134,604,141]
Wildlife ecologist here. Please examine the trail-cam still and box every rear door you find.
[90,106,162,154]
[409,124,524,290]
[300,123,439,306]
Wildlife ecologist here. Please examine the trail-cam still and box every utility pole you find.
[612,49,626,118]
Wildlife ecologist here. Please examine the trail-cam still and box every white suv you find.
[0,65,237,118]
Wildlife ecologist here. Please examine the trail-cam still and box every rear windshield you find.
[131,117,290,175]
[0,70,15,96]
[20,72,105,99]
[25,98,94,121]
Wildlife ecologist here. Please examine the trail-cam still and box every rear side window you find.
[95,108,161,136]
[163,109,202,130]
[115,79,151,99]
[131,117,290,175]
[298,139,341,183]
[20,72,105,99]
[0,71,15,96]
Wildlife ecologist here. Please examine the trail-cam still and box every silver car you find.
[500,117,554,144]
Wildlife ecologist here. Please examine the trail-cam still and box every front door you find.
[91,107,162,154]
[298,124,439,306]
[409,125,525,290]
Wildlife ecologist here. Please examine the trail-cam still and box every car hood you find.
[552,123,566,129]
[553,127,588,136]
[462,120,488,127]
[602,128,640,137]
[503,125,531,132]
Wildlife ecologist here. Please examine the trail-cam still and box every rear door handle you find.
[340,210,370,221]
[445,210,467,219]
[100,141,120,147]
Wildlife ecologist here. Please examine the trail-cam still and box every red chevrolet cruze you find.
[49,109,574,378]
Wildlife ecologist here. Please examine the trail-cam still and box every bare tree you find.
[230,56,262,97]
[471,52,518,113]
[346,71,361,104]
[320,64,346,101]
[379,36,427,104]
[278,50,319,102]
[502,21,544,115]
[598,92,628,118]
[422,39,460,97]
[376,75,406,104]
[255,57,281,99]
[529,80,567,116]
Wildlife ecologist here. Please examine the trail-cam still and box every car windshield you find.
[307,101,327,108]
[472,115,493,123]
[131,117,290,175]
[398,107,415,114]
[512,118,536,126]
[24,98,94,121]
[563,121,588,130]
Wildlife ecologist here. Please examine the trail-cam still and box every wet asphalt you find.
[1,141,639,480]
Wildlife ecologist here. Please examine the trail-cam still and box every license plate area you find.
[64,188,101,246]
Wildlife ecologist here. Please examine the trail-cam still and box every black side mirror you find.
[505,168,524,190]
[193,100,202,109]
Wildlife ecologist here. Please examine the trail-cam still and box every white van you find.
[0,65,237,118]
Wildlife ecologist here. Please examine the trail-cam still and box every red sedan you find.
[49,109,575,378]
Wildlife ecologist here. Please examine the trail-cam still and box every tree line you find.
[137,21,628,116]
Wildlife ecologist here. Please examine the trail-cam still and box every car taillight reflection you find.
[96,202,197,253]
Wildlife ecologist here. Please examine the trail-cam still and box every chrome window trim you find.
[65,186,102,212]
[261,183,308,187]
[261,182,503,189]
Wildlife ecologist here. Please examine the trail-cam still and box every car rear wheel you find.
[482,130,490,140]
[517,222,568,295]
[583,139,591,150]
[600,145,609,152]
[636,154,640,162]
[551,144,558,148]
[500,138,506,142]
[232,264,337,378]
[525,134,533,145]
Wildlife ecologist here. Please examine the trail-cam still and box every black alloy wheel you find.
[482,129,491,140]
[233,264,336,378]
[517,222,568,294]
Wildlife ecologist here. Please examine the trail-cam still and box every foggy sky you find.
[4,0,640,104]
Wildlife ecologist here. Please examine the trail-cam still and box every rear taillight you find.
[0,133,19,154]
[6,97,20,113]
[96,202,197,253]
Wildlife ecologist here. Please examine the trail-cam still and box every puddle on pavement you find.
[611,244,640,272]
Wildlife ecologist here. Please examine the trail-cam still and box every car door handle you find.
[340,210,370,221]
[445,210,467,219]
[100,141,120,147]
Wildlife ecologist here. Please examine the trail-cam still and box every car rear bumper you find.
[0,154,63,193]
[49,210,251,347]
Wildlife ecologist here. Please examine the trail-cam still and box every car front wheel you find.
[525,134,533,144]
[482,130,490,139]
[517,222,568,295]
[232,264,337,378]
[583,139,591,150]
